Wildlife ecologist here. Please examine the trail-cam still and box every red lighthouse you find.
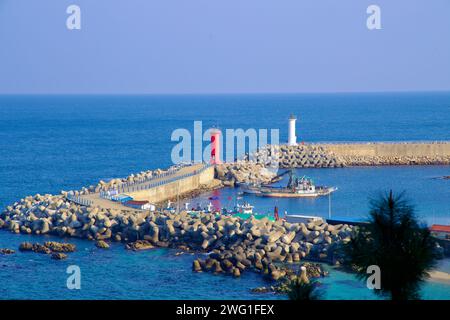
[210,128,222,165]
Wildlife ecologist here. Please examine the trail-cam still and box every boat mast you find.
[176,181,180,213]
[328,192,332,219]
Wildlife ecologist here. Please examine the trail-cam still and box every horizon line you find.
[1,89,450,96]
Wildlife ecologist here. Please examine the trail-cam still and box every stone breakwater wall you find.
[320,142,450,166]
[215,161,277,185]
[249,144,342,169]
[264,142,450,168]
[0,194,142,239]
[0,193,353,279]
[216,143,450,183]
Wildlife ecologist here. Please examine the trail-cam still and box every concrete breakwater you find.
[64,163,218,210]
[64,166,182,197]
[124,164,216,204]
[214,142,450,185]
[0,192,354,281]
[321,142,450,166]
[227,142,450,173]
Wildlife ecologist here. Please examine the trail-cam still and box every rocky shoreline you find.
[249,143,450,169]
[250,144,343,169]
[215,161,277,185]
[0,189,354,284]
[251,262,328,294]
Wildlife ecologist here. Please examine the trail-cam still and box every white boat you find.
[234,202,254,214]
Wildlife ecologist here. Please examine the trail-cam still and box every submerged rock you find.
[18,241,76,255]
[44,242,76,253]
[125,240,154,251]
[251,286,273,293]
[51,252,68,260]
[19,242,33,251]
[32,244,52,254]
[0,248,15,255]
[192,259,202,272]
[95,240,110,249]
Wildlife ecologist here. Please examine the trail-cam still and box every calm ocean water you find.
[0,93,449,299]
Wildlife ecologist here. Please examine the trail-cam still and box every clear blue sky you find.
[0,0,449,94]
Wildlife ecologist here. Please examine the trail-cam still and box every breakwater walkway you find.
[75,163,215,209]
[321,142,450,166]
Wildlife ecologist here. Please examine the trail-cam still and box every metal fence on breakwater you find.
[66,193,93,206]
[99,163,212,200]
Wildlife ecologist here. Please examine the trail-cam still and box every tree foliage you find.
[344,191,438,300]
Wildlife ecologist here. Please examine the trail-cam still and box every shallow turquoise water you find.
[320,264,450,300]
[1,231,448,300]
[0,232,278,300]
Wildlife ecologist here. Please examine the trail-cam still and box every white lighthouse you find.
[288,114,297,146]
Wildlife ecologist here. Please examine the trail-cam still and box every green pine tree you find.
[344,190,438,300]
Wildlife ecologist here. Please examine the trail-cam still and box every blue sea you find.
[0,93,449,299]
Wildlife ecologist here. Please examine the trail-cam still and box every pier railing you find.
[115,166,180,189]
[66,193,93,206]
[100,163,212,199]
[99,166,181,199]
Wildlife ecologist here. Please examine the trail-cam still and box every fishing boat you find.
[222,201,275,221]
[239,183,262,195]
[185,202,217,213]
[221,201,254,215]
[234,202,254,214]
[241,169,337,198]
